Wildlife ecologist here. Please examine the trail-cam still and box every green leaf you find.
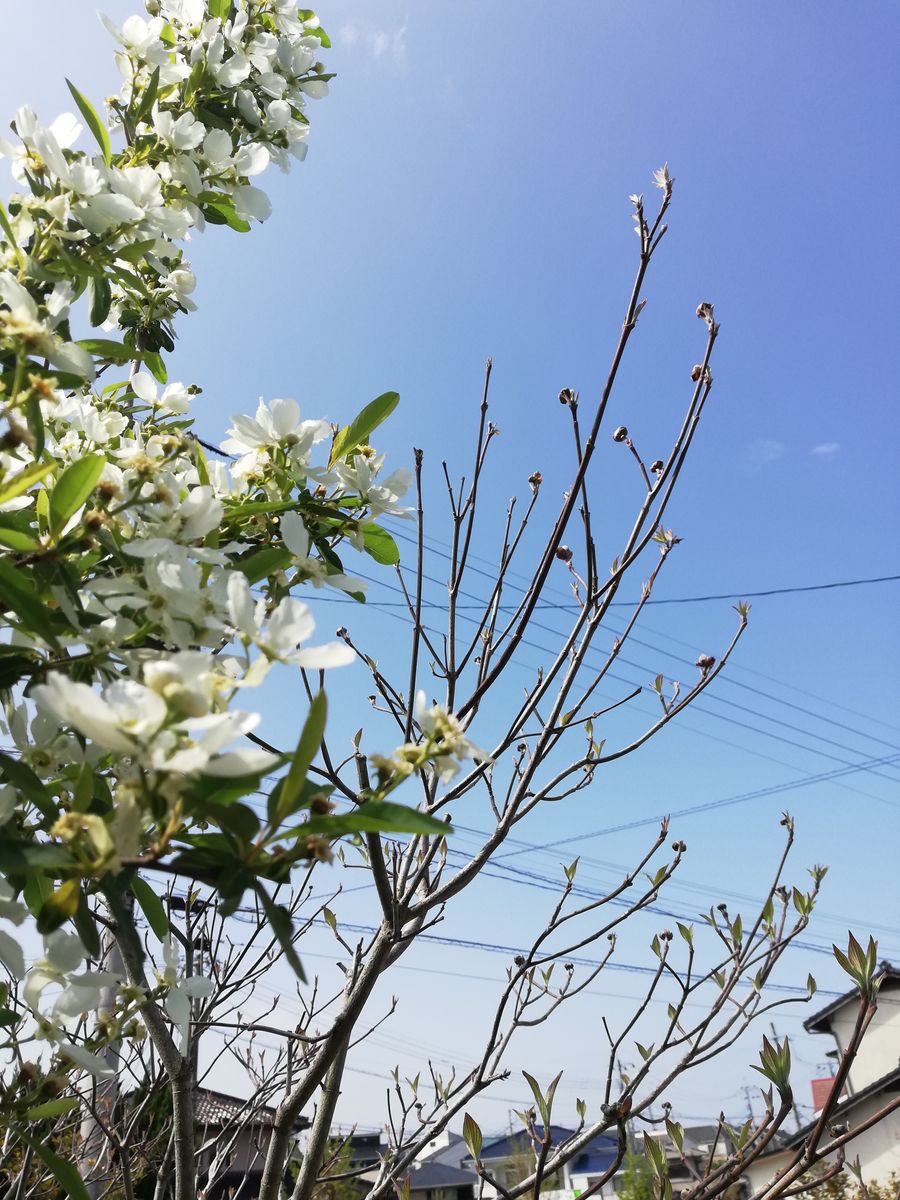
[73,890,101,958]
[88,275,112,326]
[0,752,56,821]
[65,80,111,166]
[232,545,293,585]
[131,875,169,940]
[253,885,306,981]
[361,522,400,565]
[217,802,261,844]
[23,1134,90,1200]
[0,652,34,689]
[306,25,331,48]
[25,392,45,458]
[304,800,450,837]
[329,391,399,467]
[0,512,39,551]
[462,1112,483,1161]
[75,338,132,365]
[49,454,105,536]
[134,66,160,126]
[202,199,251,232]
[0,840,70,872]
[0,561,63,648]
[23,872,54,917]
[274,692,326,826]
[37,878,81,934]
[142,350,167,383]
[522,1070,550,1126]
[0,459,55,506]
[208,0,231,17]
[26,1097,80,1121]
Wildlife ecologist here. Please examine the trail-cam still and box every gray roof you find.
[194,1088,308,1132]
[420,1132,469,1169]
[804,963,900,1035]
[408,1162,477,1191]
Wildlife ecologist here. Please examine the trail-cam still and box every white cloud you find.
[337,19,407,67]
[810,441,840,458]
[746,438,786,472]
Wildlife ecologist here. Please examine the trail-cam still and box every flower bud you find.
[558,388,574,406]
[555,545,573,562]
[650,460,664,474]
[690,364,704,382]
[612,426,628,443]
[695,653,715,674]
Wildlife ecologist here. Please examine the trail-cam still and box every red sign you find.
[811,1077,843,1111]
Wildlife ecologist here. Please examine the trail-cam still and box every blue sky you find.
[2,0,899,1133]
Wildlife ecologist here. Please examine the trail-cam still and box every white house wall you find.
[825,991,900,1095]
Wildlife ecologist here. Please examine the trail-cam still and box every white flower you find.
[415,691,491,783]
[0,271,95,379]
[154,109,206,152]
[202,128,269,178]
[280,512,366,594]
[24,931,87,1013]
[131,370,192,414]
[32,674,168,755]
[333,454,413,519]
[222,397,330,475]
[160,937,214,1047]
[227,572,354,669]
[99,12,170,68]
[0,878,26,980]
[232,184,272,222]
[300,79,329,100]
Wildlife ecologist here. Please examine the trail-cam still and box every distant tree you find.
[615,1145,656,1200]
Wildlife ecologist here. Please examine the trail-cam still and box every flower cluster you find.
[0,0,332,353]
[0,0,430,1099]
[370,692,492,788]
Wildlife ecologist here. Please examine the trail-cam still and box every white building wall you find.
[824,986,900,1094]
[743,1101,900,1193]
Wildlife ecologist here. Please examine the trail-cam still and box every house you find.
[349,1130,477,1200]
[462,1125,620,1200]
[638,1125,733,1191]
[195,1087,309,1200]
[743,963,900,1193]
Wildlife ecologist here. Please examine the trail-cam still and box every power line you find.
[493,749,900,857]
[310,568,900,809]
